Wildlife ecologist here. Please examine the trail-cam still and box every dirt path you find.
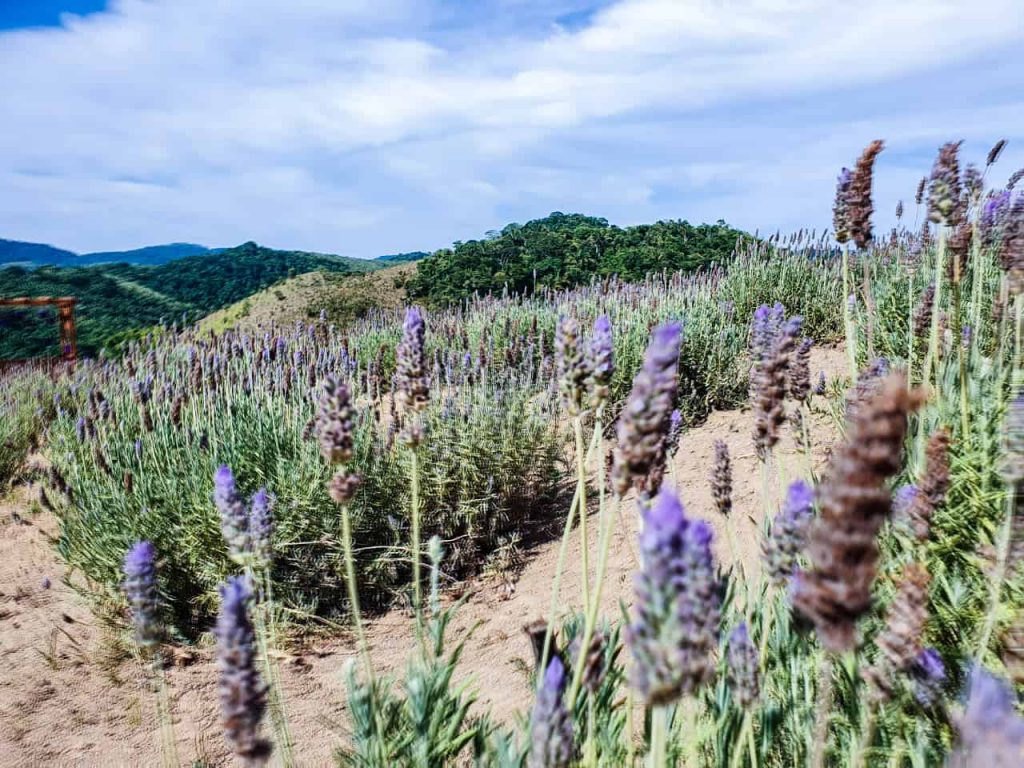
[0,346,846,767]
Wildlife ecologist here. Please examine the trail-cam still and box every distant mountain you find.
[79,243,219,266]
[0,239,79,267]
[375,251,428,263]
[0,241,373,358]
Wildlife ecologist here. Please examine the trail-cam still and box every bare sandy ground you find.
[0,346,847,767]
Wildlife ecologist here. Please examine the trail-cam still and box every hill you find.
[407,212,750,305]
[0,242,371,358]
[0,238,79,267]
[200,262,415,333]
[375,251,428,264]
[78,242,217,266]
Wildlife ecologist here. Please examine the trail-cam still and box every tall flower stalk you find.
[315,376,372,680]
[214,466,294,766]
[123,541,179,768]
[397,306,430,642]
[792,372,924,768]
[627,488,719,766]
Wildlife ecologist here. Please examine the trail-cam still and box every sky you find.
[1,1,1023,258]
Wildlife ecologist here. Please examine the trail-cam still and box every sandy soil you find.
[0,346,847,767]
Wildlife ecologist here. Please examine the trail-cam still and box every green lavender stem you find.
[538,424,601,683]
[340,503,373,681]
[810,654,834,768]
[567,415,606,705]
[843,245,857,378]
[649,705,669,768]
[410,441,424,648]
[730,712,753,768]
[978,483,1017,658]
[153,654,180,768]
[575,417,591,609]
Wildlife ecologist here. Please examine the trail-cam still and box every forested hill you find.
[406,213,751,305]
[0,242,367,358]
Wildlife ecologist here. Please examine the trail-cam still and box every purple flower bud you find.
[315,377,356,465]
[215,577,271,766]
[397,306,429,412]
[123,541,160,649]
[611,323,681,497]
[763,480,814,586]
[134,439,143,461]
[529,656,574,768]
[628,488,720,705]
[833,168,854,244]
[726,622,759,709]
[214,465,249,561]
[555,316,588,416]
[248,489,274,569]
[893,484,919,524]
[586,315,614,409]
[911,648,945,707]
[952,666,1024,764]
[75,417,86,442]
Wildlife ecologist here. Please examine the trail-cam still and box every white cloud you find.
[0,0,1022,254]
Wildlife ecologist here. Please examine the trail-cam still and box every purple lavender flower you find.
[666,409,684,456]
[529,656,574,768]
[587,315,614,409]
[75,417,86,442]
[611,323,681,497]
[814,371,827,396]
[952,666,1024,766]
[910,648,945,708]
[397,306,429,412]
[763,480,814,586]
[982,190,1012,244]
[315,377,356,465]
[214,465,249,562]
[628,488,720,705]
[123,541,161,650]
[726,622,760,709]
[215,577,272,767]
[248,489,274,569]
[833,168,854,244]
[555,316,588,416]
[134,439,143,461]
[892,484,919,525]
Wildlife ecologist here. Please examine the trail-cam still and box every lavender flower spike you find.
[555,315,588,416]
[248,489,274,570]
[628,487,720,705]
[952,666,1024,766]
[586,314,614,409]
[910,648,945,708]
[214,465,249,562]
[726,622,760,709]
[123,541,161,650]
[529,656,574,768]
[396,306,429,412]
[611,323,681,497]
[216,576,272,767]
[763,480,814,587]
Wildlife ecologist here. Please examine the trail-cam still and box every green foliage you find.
[0,368,56,488]
[0,242,372,359]
[407,212,750,305]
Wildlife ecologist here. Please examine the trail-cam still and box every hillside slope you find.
[0,243,374,358]
[200,262,415,333]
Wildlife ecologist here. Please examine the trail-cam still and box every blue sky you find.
[1,0,1023,258]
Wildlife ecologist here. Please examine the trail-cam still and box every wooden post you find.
[0,296,78,365]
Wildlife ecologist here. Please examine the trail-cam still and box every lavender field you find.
[1,139,1023,766]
